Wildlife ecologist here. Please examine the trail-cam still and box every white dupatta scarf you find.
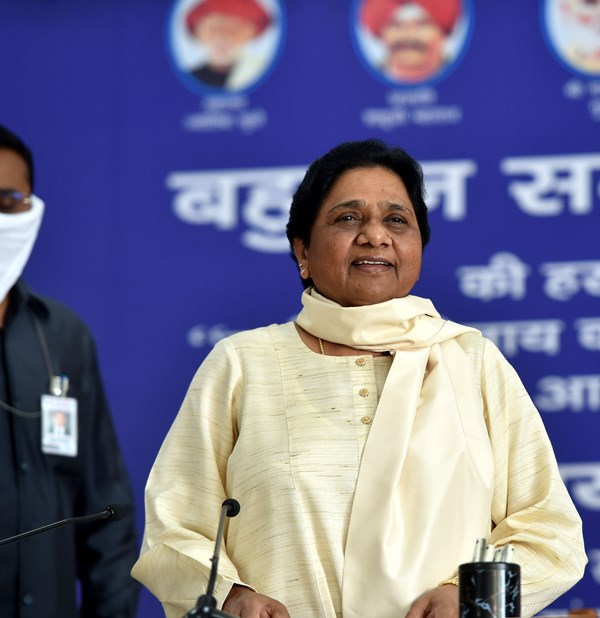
[296,288,495,618]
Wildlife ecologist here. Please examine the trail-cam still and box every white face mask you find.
[0,194,45,302]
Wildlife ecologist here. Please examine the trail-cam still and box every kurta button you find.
[358,388,369,397]
[355,357,366,366]
[361,416,372,424]
[19,461,30,472]
[22,593,34,606]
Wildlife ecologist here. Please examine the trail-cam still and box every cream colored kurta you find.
[132,322,586,618]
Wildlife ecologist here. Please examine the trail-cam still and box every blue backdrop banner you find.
[2,0,599,615]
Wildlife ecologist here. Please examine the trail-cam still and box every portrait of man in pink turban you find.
[358,0,465,84]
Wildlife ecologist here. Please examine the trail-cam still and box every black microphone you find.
[0,505,124,548]
[184,498,241,618]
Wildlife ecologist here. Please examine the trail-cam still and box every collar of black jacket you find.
[8,278,50,322]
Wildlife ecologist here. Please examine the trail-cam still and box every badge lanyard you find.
[0,309,78,456]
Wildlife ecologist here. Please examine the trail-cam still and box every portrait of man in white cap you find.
[545,0,600,75]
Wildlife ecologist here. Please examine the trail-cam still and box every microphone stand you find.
[184,499,241,618]
[0,506,121,548]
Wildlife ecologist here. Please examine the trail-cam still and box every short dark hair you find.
[0,125,35,191]
[286,138,430,289]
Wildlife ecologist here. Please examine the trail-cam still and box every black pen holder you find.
[459,562,521,618]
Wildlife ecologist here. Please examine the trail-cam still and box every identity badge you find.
[41,394,78,457]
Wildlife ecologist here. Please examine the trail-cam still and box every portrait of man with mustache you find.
[359,0,463,84]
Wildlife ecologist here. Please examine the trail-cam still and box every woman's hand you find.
[405,584,459,618]
[222,584,291,617]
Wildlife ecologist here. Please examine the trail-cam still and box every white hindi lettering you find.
[241,170,305,253]
[535,375,600,412]
[168,171,239,229]
[456,252,530,302]
[500,153,600,216]
[168,161,476,253]
[559,463,600,510]
[468,319,564,357]
[540,260,600,301]
[575,318,600,351]
[422,160,477,221]
[187,323,239,349]
[167,167,306,253]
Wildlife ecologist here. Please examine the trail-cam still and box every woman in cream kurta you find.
[133,140,586,618]
[132,312,585,618]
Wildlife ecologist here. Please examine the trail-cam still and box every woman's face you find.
[293,166,423,307]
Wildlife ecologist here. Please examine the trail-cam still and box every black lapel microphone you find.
[184,498,241,618]
[0,505,124,548]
